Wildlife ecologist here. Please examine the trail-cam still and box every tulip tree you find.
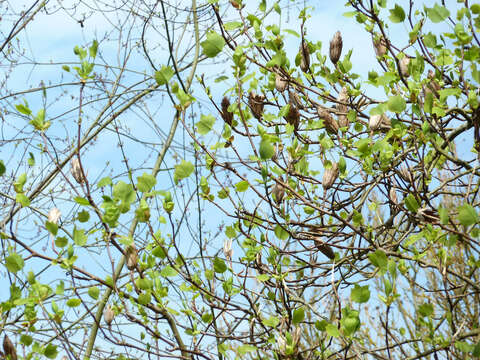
[0,0,479,360]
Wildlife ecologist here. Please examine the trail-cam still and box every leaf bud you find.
[317,106,339,134]
[275,73,288,92]
[125,245,138,270]
[70,157,85,184]
[299,40,310,72]
[104,305,115,325]
[329,31,343,64]
[221,97,233,126]
[322,162,339,190]
[248,92,265,120]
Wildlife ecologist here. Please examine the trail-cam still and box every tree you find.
[1,0,479,359]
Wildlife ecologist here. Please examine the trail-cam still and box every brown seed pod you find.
[3,335,17,360]
[314,238,335,259]
[336,87,349,128]
[229,0,242,9]
[271,180,285,205]
[322,162,339,190]
[289,90,303,109]
[248,92,265,120]
[70,157,85,184]
[329,31,343,64]
[125,245,138,270]
[373,35,387,57]
[398,56,410,78]
[284,103,300,130]
[299,40,310,72]
[104,305,115,325]
[221,97,233,126]
[317,106,339,134]
[275,73,288,92]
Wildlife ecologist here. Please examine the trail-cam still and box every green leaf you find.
[97,176,112,188]
[351,284,370,303]
[73,227,87,246]
[457,204,478,226]
[404,194,420,213]
[44,344,58,359]
[224,21,242,31]
[45,221,58,236]
[0,160,5,176]
[235,180,249,192]
[259,138,275,160]
[66,298,81,307]
[55,236,68,248]
[292,307,305,324]
[274,224,289,240]
[14,173,27,193]
[16,103,32,115]
[174,160,194,184]
[262,315,279,328]
[74,196,90,206]
[136,172,156,192]
[160,265,178,277]
[237,345,256,355]
[213,257,227,273]
[16,193,30,207]
[438,206,449,225]
[78,210,90,223]
[387,95,406,113]
[88,286,99,300]
[154,65,175,85]
[6,253,24,273]
[20,334,33,346]
[368,249,388,273]
[418,303,434,317]
[138,292,151,305]
[89,40,98,58]
[113,181,135,213]
[256,274,270,282]
[426,3,450,23]
[200,31,225,57]
[389,4,405,23]
[196,114,216,135]
[325,323,340,337]
[27,152,35,166]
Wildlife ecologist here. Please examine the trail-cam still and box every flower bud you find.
[399,56,410,78]
[289,90,303,109]
[399,165,413,184]
[329,31,343,64]
[223,239,233,261]
[272,180,285,205]
[70,157,85,184]
[336,87,349,128]
[248,92,265,120]
[275,73,288,92]
[299,40,310,72]
[221,97,233,126]
[3,335,17,360]
[389,187,398,205]
[314,238,335,259]
[48,208,61,224]
[317,107,339,134]
[373,35,387,57]
[322,162,339,190]
[369,113,390,132]
[284,103,300,130]
[104,305,115,325]
[125,245,138,270]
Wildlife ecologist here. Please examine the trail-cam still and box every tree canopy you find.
[1,0,480,359]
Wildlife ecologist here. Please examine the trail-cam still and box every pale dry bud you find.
[373,35,387,57]
[48,208,61,224]
[299,40,310,72]
[104,305,115,325]
[275,73,288,92]
[277,335,287,356]
[329,31,343,64]
[337,87,349,128]
[369,113,390,132]
[399,56,410,78]
[399,165,413,184]
[423,69,441,98]
[284,103,300,130]
[221,97,233,126]
[389,187,398,205]
[272,180,285,205]
[417,207,439,224]
[289,90,303,109]
[248,92,265,120]
[322,162,339,190]
[3,335,17,360]
[70,157,85,184]
[317,107,339,134]
[125,245,138,270]
[223,239,233,261]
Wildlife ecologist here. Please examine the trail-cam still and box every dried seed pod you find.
[329,31,343,64]
[125,245,138,270]
[271,180,285,205]
[373,35,387,57]
[399,165,413,184]
[317,106,339,134]
[70,157,85,184]
[104,305,115,325]
[314,238,335,260]
[284,103,300,130]
[299,40,310,72]
[221,97,233,126]
[275,73,288,92]
[389,187,398,205]
[3,335,17,360]
[248,92,265,120]
[322,162,339,190]
[369,113,390,132]
[223,239,233,261]
[398,56,410,78]
[289,90,303,109]
[48,208,61,224]
[336,87,349,128]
